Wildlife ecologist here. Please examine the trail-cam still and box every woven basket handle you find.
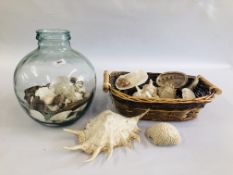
[199,75,222,95]
[103,70,111,92]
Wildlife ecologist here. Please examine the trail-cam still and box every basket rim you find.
[106,71,221,104]
[109,87,215,104]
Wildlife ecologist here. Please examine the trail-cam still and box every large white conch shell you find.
[115,70,148,90]
[64,110,149,162]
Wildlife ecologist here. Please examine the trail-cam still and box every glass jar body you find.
[14,30,96,126]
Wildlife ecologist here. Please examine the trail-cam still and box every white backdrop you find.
[1,0,233,65]
[1,1,233,175]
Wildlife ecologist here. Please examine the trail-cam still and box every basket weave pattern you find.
[103,71,221,121]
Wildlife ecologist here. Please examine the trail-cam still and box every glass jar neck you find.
[38,40,71,49]
[36,29,71,50]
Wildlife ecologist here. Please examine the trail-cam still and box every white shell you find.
[73,103,87,112]
[50,110,72,122]
[158,84,176,99]
[133,80,159,99]
[74,92,83,101]
[142,80,158,95]
[51,76,83,102]
[64,110,148,162]
[47,105,59,112]
[182,88,196,100]
[35,87,56,105]
[115,70,148,90]
[34,76,86,107]
[146,123,181,146]
[30,110,45,122]
[133,86,152,98]
[156,72,188,88]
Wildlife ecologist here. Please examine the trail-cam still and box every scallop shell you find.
[64,110,149,162]
[115,70,148,90]
[156,72,188,88]
[182,88,196,100]
[146,123,181,146]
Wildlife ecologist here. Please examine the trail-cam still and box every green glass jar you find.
[14,29,96,126]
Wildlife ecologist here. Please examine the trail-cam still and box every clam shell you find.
[115,70,148,90]
[156,72,188,88]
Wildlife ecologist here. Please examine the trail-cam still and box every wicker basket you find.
[103,71,222,121]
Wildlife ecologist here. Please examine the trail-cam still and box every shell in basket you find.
[156,71,188,88]
[158,84,176,99]
[182,88,196,100]
[115,70,148,90]
[103,71,222,121]
[133,80,159,98]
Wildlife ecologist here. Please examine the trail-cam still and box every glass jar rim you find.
[36,29,71,40]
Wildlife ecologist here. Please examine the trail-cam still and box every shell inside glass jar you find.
[24,76,92,124]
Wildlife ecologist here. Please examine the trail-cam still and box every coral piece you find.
[115,70,148,90]
[64,110,149,162]
[146,123,181,146]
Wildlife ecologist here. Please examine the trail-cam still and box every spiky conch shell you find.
[64,110,149,162]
